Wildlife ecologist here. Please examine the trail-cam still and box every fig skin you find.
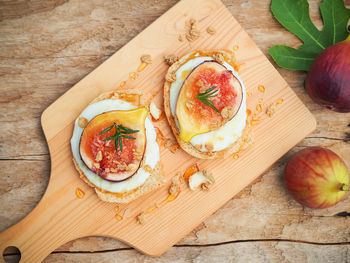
[306,38,350,112]
[284,147,349,209]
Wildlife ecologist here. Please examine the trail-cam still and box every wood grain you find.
[1,0,349,262]
[0,0,317,260]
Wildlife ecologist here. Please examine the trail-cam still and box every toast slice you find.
[163,50,252,159]
[72,90,166,203]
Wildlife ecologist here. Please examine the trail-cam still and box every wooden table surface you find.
[1,0,350,262]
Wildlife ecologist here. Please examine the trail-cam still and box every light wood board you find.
[0,0,316,261]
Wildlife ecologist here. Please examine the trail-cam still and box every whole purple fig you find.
[306,36,350,112]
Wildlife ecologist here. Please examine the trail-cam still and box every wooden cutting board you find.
[0,0,316,261]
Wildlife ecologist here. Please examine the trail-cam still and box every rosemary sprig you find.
[99,123,139,152]
[195,86,220,113]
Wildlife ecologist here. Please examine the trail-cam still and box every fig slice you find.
[79,107,148,182]
[176,61,243,142]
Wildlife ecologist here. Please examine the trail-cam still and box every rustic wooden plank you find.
[0,0,319,259]
[0,160,49,231]
[5,241,349,263]
[1,0,350,261]
[1,142,349,251]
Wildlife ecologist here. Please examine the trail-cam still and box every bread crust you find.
[73,157,165,203]
[163,50,252,159]
[73,90,165,203]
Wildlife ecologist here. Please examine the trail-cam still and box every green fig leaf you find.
[269,0,350,71]
[268,45,316,71]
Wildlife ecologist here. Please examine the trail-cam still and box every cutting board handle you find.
[0,197,56,262]
[0,173,83,263]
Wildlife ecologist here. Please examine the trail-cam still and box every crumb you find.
[167,140,179,153]
[95,151,102,162]
[165,71,176,82]
[78,117,88,128]
[266,103,277,117]
[233,154,239,159]
[122,208,131,218]
[144,164,152,173]
[221,106,234,120]
[205,142,214,152]
[128,163,138,171]
[203,170,215,184]
[164,55,179,66]
[188,170,215,191]
[185,100,194,110]
[194,144,202,151]
[141,54,152,64]
[213,52,225,64]
[240,133,253,150]
[185,18,200,42]
[169,181,181,196]
[117,162,127,170]
[115,214,123,221]
[196,79,204,87]
[233,45,239,51]
[209,120,221,130]
[199,86,206,93]
[150,101,162,120]
[137,213,145,225]
[115,205,119,213]
[178,35,184,42]
[183,163,200,181]
[120,81,126,87]
[111,92,120,99]
[201,183,210,191]
[186,28,200,42]
[173,172,185,184]
[206,26,216,35]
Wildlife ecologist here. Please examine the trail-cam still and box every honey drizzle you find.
[76,188,85,199]
[137,62,148,72]
[120,81,126,87]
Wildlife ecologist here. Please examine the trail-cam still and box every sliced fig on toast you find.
[176,61,243,142]
[80,107,148,182]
